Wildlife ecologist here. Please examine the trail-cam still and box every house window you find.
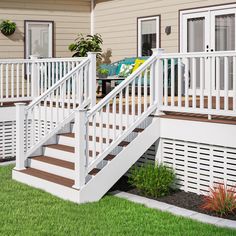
[25,21,54,59]
[138,16,160,57]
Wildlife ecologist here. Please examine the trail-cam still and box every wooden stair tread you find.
[45,144,74,153]
[118,141,130,147]
[19,168,74,188]
[88,122,126,130]
[104,154,116,161]
[59,133,112,143]
[89,168,101,176]
[31,156,74,170]
[45,144,99,156]
[133,128,144,133]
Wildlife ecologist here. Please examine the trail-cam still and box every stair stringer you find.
[78,117,160,203]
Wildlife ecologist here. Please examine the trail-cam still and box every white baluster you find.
[171,58,175,107]
[200,57,204,110]
[216,57,220,111]
[30,55,39,98]
[224,56,229,111]
[178,58,182,108]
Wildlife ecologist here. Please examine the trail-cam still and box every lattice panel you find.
[0,121,16,160]
[161,139,236,195]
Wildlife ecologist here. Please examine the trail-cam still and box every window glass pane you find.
[215,14,235,51]
[28,24,50,58]
[215,14,235,90]
[141,19,157,56]
[187,17,205,52]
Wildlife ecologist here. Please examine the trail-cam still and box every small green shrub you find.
[128,163,175,198]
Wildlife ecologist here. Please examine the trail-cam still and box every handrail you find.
[27,58,90,111]
[160,50,236,58]
[0,57,85,63]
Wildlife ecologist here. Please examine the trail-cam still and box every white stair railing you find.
[73,49,163,189]
[15,53,97,170]
[159,51,236,117]
[0,57,84,103]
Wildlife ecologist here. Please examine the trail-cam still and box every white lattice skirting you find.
[153,138,236,195]
[0,120,16,160]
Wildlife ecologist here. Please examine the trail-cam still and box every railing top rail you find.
[26,57,90,111]
[0,57,86,64]
[87,54,157,118]
[160,50,236,58]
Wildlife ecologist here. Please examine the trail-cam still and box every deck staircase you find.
[13,115,159,203]
[12,51,162,203]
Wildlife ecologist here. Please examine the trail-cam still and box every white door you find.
[182,7,236,95]
[25,21,53,59]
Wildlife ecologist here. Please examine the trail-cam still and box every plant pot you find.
[99,74,108,79]
[1,28,15,36]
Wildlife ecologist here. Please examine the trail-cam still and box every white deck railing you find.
[73,50,163,189]
[15,53,97,170]
[158,51,236,117]
[0,57,85,103]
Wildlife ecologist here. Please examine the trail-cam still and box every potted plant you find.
[98,68,109,78]
[0,20,16,36]
[69,33,103,60]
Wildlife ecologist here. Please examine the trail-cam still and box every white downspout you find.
[91,0,95,35]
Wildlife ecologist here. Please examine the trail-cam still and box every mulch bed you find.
[0,157,15,163]
[110,176,236,221]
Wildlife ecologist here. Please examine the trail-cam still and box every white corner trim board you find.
[112,191,236,230]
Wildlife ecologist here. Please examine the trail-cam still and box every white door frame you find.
[180,3,236,53]
[180,4,236,96]
[25,21,53,59]
[138,16,160,57]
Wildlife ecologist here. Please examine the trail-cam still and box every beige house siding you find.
[0,0,91,59]
[95,0,236,62]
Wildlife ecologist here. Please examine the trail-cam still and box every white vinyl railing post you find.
[30,55,39,99]
[152,48,164,115]
[87,52,97,108]
[14,103,26,170]
[73,108,87,190]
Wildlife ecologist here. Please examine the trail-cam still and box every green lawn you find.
[0,165,235,236]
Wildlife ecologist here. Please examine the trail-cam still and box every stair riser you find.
[57,135,123,153]
[28,159,75,179]
[43,147,75,162]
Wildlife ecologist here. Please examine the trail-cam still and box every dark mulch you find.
[0,157,15,163]
[110,176,236,221]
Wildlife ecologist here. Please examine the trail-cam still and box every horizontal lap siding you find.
[95,0,236,62]
[0,0,91,59]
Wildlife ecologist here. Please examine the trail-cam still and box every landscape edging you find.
[111,191,236,230]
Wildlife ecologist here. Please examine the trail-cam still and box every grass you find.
[0,165,236,236]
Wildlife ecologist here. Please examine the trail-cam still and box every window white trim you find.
[180,3,236,52]
[138,16,160,57]
[25,21,53,59]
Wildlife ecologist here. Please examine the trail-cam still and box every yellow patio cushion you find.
[132,59,146,72]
